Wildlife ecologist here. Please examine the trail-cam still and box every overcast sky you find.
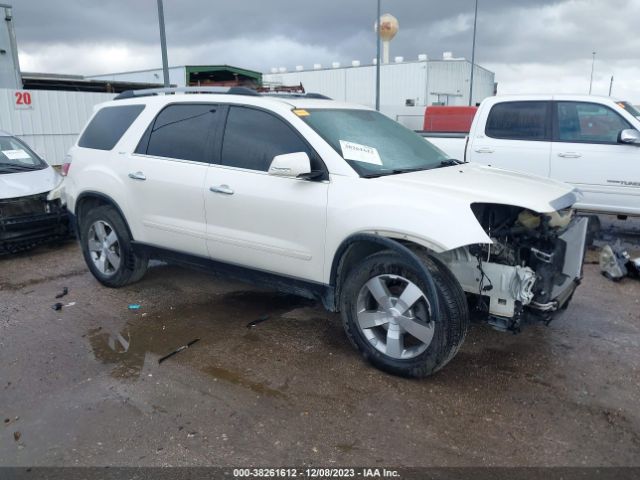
[12,0,640,103]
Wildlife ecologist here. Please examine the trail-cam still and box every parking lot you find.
[0,216,638,467]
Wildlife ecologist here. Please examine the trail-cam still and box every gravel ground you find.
[1,216,639,467]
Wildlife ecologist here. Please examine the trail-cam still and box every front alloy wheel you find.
[356,274,434,360]
[340,250,470,378]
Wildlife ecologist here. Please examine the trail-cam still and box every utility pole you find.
[608,75,614,96]
[375,0,381,111]
[468,0,479,106]
[588,51,596,95]
[157,0,170,88]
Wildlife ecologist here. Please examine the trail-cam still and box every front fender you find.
[329,233,440,317]
[323,176,491,282]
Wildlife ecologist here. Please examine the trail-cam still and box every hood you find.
[378,163,579,213]
[0,166,62,200]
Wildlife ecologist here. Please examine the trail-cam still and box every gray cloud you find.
[11,0,640,102]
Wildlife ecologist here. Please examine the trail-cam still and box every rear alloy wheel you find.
[87,220,121,276]
[80,205,148,288]
[341,250,469,378]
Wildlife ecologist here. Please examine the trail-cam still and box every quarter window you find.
[485,102,550,141]
[221,107,311,172]
[78,105,145,151]
[556,102,631,144]
[143,104,218,162]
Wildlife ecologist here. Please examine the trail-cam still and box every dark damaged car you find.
[0,131,69,254]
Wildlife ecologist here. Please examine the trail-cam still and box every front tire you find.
[340,250,469,378]
[79,205,148,287]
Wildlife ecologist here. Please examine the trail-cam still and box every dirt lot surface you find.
[1,216,639,467]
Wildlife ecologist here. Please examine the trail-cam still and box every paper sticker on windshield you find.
[2,149,31,160]
[339,140,382,165]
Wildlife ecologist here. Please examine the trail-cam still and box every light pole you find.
[608,75,614,96]
[157,0,170,88]
[589,51,596,95]
[375,0,381,111]
[468,0,479,106]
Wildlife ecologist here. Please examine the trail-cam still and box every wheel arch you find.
[75,191,133,241]
[330,233,441,316]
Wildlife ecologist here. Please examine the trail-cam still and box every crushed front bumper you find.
[0,194,70,254]
[528,216,589,314]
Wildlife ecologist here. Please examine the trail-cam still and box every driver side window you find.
[556,102,631,144]
[221,106,314,172]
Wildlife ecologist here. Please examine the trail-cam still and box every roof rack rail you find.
[261,92,333,100]
[114,86,261,100]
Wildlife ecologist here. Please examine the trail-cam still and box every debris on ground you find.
[55,287,69,299]
[600,243,640,281]
[51,302,63,311]
[247,315,270,328]
[13,431,21,442]
[158,339,200,364]
[128,304,141,310]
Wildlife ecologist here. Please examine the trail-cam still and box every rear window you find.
[140,104,219,163]
[485,101,550,141]
[78,105,145,150]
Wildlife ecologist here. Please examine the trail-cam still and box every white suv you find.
[63,87,588,377]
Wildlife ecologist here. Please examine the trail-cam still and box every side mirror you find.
[619,129,640,145]
[268,152,312,178]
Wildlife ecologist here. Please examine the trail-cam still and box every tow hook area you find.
[487,306,523,333]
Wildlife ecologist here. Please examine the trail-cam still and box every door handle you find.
[557,152,582,158]
[209,184,234,195]
[474,147,494,154]
[128,171,146,181]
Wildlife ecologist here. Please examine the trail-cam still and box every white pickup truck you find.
[423,95,640,216]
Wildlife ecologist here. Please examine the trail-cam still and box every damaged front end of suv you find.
[0,192,69,254]
[437,203,588,332]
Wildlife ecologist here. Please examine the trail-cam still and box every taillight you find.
[61,154,72,176]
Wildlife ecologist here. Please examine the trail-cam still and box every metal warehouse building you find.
[87,65,263,89]
[263,53,496,129]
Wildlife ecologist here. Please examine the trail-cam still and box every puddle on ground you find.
[86,290,318,381]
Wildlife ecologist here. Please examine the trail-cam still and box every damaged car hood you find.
[379,163,579,213]
[0,166,62,200]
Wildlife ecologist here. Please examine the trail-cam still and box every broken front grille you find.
[0,193,53,218]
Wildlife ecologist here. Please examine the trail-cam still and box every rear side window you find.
[221,106,311,172]
[556,102,631,144]
[78,105,145,150]
[485,102,550,141]
[139,104,218,162]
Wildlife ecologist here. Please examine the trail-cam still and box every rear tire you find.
[79,205,148,287]
[340,250,469,378]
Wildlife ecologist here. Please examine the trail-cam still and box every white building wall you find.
[264,62,429,108]
[87,66,186,87]
[0,88,115,165]
[264,59,494,128]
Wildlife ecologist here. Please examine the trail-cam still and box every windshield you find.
[299,108,450,177]
[0,136,47,174]
[617,101,640,120]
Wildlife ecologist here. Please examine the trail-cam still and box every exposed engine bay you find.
[436,203,588,332]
